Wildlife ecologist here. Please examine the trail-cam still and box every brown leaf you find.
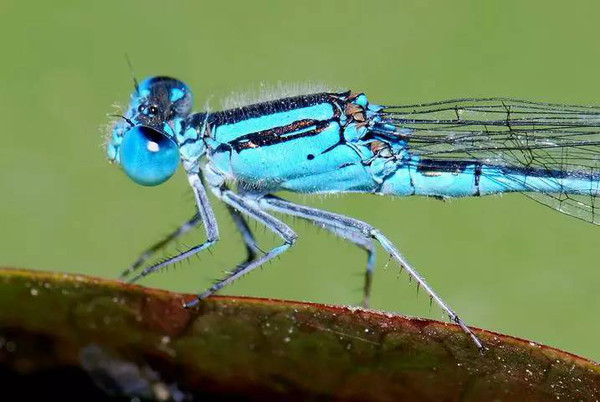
[0,267,598,401]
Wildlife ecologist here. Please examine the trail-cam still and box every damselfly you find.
[107,76,600,351]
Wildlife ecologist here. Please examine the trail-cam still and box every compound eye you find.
[119,126,179,186]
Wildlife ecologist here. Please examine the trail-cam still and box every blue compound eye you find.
[119,126,180,186]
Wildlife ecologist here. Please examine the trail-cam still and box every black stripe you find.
[416,158,595,181]
[220,120,334,153]
[210,92,348,126]
[416,159,473,174]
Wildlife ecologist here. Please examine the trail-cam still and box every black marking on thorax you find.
[211,92,347,153]
[210,92,347,126]
[226,119,332,152]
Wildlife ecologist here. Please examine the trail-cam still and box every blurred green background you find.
[1,0,598,360]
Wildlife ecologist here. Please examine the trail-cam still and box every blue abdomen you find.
[379,156,600,198]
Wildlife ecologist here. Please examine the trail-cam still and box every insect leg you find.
[330,225,376,308]
[306,218,376,308]
[119,213,201,280]
[225,204,263,264]
[258,195,484,351]
[127,173,220,283]
[185,188,297,308]
[120,204,261,280]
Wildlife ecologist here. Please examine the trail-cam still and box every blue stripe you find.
[213,102,335,143]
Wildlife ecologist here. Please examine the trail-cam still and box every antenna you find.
[110,114,135,127]
[125,53,140,95]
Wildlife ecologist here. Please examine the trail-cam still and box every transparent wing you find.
[374,98,600,224]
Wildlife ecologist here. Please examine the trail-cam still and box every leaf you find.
[0,267,598,401]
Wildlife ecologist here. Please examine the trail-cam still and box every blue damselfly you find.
[107,77,600,350]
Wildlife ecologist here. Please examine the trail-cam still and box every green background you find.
[1,1,598,360]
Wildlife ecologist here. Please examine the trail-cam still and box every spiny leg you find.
[232,196,375,303]
[259,195,484,351]
[119,213,201,280]
[330,225,376,308]
[234,193,375,305]
[185,188,297,308]
[263,196,376,306]
[120,191,263,281]
[232,196,375,290]
[308,218,376,308]
[225,204,263,264]
[128,174,220,283]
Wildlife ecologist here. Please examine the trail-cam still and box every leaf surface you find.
[0,268,598,400]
